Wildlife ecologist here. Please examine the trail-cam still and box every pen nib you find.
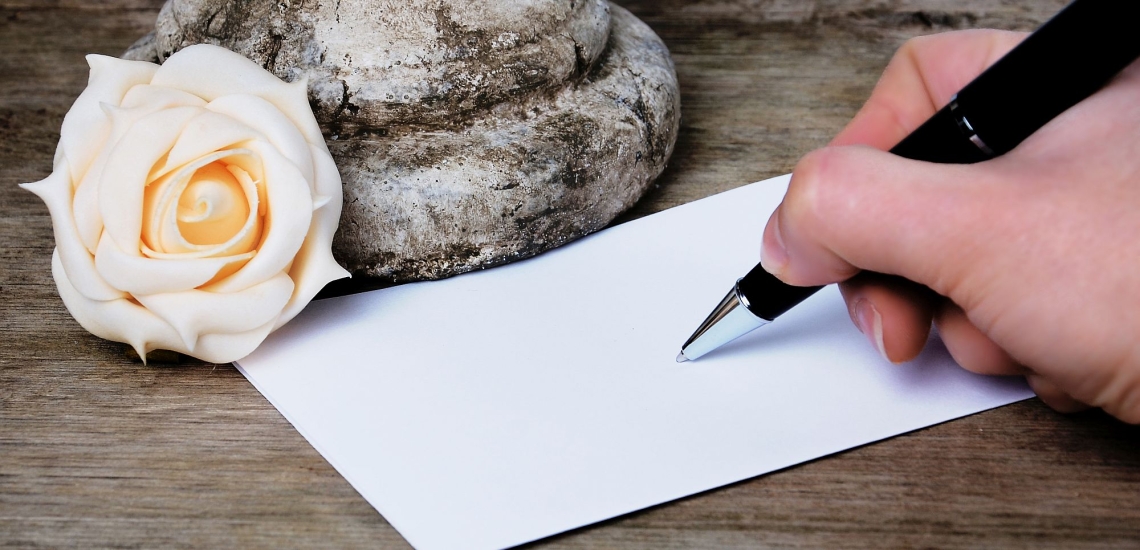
[676,352,690,363]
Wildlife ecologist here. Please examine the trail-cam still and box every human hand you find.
[760,29,1140,422]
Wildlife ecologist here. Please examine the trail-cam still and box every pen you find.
[677,0,1140,363]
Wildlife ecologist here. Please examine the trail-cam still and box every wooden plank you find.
[2,1,1139,548]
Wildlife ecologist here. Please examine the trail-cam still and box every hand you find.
[760,29,1140,422]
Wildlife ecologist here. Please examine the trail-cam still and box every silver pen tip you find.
[676,352,690,363]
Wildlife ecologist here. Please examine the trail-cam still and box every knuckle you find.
[787,149,830,218]
[788,147,856,229]
[894,34,941,64]
[785,148,864,283]
[896,36,925,58]
[1106,359,1140,424]
[1111,395,1140,425]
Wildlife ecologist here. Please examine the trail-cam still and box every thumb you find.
[761,145,998,296]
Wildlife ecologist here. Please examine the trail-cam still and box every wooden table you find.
[4,1,1139,548]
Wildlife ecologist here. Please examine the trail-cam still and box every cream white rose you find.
[22,44,349,363]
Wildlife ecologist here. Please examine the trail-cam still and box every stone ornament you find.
[127,0,680,283]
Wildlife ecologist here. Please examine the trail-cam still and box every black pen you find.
[678,0,1140,362]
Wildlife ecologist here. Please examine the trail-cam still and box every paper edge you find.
[236,366,1033,550]
[495,396,1033,549]
[234,359,430,549]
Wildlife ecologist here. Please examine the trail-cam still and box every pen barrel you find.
[890,104,993,164]
[948,0,1140,157]
[737,264,822,321]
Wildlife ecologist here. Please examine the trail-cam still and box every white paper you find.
[236,174,1032,550]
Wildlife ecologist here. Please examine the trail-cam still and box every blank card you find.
[235,174,1032,550]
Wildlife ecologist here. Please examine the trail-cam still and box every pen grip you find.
[740,102,981,321]
[738,264,822,321]
[889,103,992,164]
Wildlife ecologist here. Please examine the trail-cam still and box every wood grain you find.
[3,1,1139,548]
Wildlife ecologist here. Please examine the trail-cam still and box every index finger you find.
[831,29,1028,150]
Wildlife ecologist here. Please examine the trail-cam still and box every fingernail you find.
[761,209,789,276]
[854,299,889,362]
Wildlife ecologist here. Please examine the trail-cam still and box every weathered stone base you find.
[126,1,679,283]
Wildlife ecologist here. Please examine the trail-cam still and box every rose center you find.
[175,161,251,246]
[141,147,263,261]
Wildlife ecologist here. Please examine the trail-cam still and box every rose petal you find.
[72,151,107,254]
[151,45,325,147]
[99,106,202,253]
[135,272,294,351]
[95,233,253,296]
[205,140,313,293]
[54,250,270,364]
[60,55,158,187]
[154,110,263,180]
[305,140,341,220]
[119,83,207,111]
[71,101,179,254]
[276,234,350,329]
[275,143,350,328]
[21,161,126,301]
[206,94,315,184]
[192,319,278,364]
[310,140,342,208]
[52,249,183,361]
